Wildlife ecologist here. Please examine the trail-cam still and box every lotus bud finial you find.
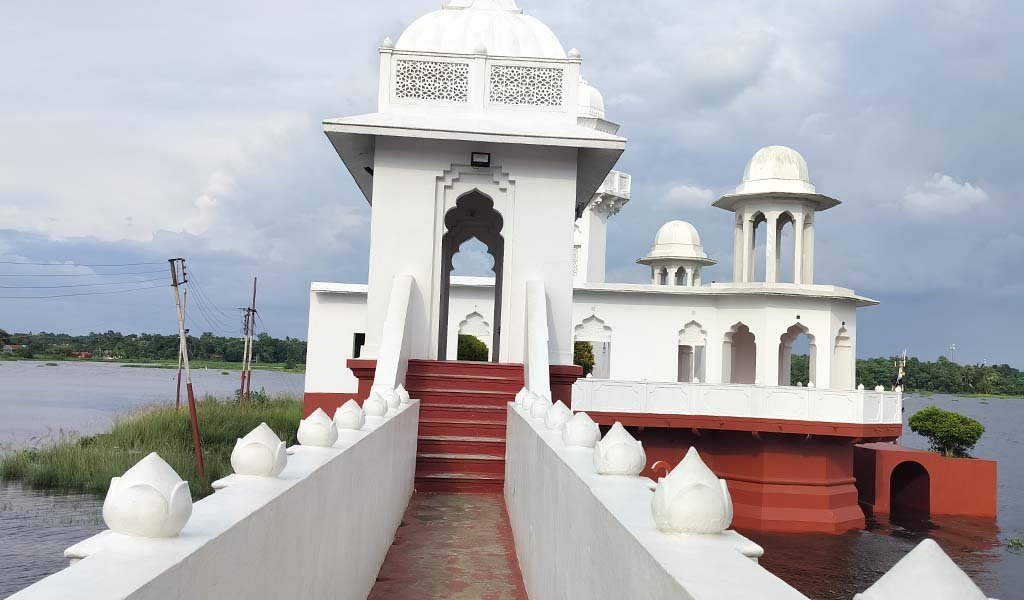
[396,384,411,405]
[530,393,552,419]
[524,390,540,410]
[378,387,401,409]
[515,387,528,406]
[297,408,339,447]
[652,447,733,534]
[363,392,389,417]
[545,400,573,431]
[334,399,366,431]
[562,411,600,448]
[593,422,646,476]
[231,422,287,477]
[102,452,192,538]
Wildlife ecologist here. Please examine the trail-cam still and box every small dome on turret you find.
[396,0,566,59]
[735,146,816,195]
[577,77,606,119]
[646,221,708,260]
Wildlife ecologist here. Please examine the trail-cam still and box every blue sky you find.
[2,1,1022,366]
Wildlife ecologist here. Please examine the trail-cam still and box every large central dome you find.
[396,0,566,59]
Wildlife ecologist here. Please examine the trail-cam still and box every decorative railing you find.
[571,379,902,425]
[601,170,631,198]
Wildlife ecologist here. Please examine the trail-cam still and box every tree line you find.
[0,329,307,365]
[790,354,1024,396]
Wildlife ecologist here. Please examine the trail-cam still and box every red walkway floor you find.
[369,493,527,599]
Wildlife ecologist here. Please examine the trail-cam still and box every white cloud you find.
[900,173,988,215]
[663,184,715,208]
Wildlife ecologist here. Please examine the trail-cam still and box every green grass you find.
[0,395,302,499]
[118,359,305,373]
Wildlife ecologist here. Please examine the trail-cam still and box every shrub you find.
[908,406,985,458]
[574,341,595,376]
[457,334,489,362]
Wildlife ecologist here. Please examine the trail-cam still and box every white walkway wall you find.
[11,403,420,600]
[505,405,807,600]
[305,283,368,394]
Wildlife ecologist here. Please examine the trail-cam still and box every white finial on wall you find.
[530,393,553,419]
[563,412,600,448]
[363,392,389,417]
[593,422,646,476]
[854,539,988,600]
[103,453,192,538]
[544,400,573,430]
[334,399,366,431]
[396,385,412,405]
[231,423,287,477]
[652,447,733,535]
[297,408,339,447]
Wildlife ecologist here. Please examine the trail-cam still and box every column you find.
[802,217,815,284]
[693,268,702,286]
[741,215,754,283]
[765,213,779,283]
[733,216,744,282]
[793,212,805,285]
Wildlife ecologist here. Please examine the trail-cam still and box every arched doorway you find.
[778,323,816,386]
[438,190,504,362]
[832,327,854,389]
[723,323,756,384]
[678,321,706,382]
[574,315,612,379]
[890,461,930,517]
[775,211,795,283]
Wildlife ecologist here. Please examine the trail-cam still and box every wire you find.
[0,284,168,299]
[0,260,166,267]
[0,277,166,289]
[0,269,167,278]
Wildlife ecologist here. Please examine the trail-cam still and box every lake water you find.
[0,365,1020,598]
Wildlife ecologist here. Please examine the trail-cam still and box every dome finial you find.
[735,145,816,195]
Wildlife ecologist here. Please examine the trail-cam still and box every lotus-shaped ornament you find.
[562,412,600,448]
[230,422,287,477]
[652,447,733,534]
[514,387,528,406]
[593,422,646,476]
[523,390,541,411]
[396,384,412,405]
[379,387,401,409]
[530,394,552,419]
[102,452,192,538]
[363,392,389,417]
[334,399,366,431]
[544,400,573,431]
[297,408,339,447]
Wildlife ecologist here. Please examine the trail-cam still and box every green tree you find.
[574,341,595,376]
[908,406,985,458]
[0,328,9,345]
[457,335,489,362]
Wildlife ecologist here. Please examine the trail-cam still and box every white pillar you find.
[802,217,815,284]
[765,214,779,283]
[741,216,754,283]
[733,216,744,282]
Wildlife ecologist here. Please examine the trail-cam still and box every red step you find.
[416,453,505,475]
[418,435,506,456]
[405,360,523,493]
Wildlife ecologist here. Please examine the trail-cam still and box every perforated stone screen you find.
[394,60,470,102]
[489,64,563,107]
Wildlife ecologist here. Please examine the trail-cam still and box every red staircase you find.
[405,359,524,493]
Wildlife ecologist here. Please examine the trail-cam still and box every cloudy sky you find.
[2,0,1022,366]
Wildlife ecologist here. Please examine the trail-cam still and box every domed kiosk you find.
[714,146,841,285]
[637,221,716,286]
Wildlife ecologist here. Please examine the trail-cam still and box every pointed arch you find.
[779,323,817,386]
[575,315,612,379]
[678,321,707,383]
[776,211,796,283]
[750,211,767,282]
[723,322,756,384]
[832,326,854,389]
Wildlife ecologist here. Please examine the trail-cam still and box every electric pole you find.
[238,307,251,405]
[169,258,205,479]
[176,288,186,410]
[237,277,257,407]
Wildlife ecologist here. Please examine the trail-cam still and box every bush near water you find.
[0,393,302,498]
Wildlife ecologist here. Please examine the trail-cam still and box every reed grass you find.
[0,395,302,499]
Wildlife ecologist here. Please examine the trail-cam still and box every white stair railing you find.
[524,280,551,394]
[372,274,414,394]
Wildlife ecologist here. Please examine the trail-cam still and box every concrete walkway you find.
[369,493,527,599]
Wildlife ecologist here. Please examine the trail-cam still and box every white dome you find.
[735,145,816,195]
[577,77,605,119]
[396,0,566,59]
[645,221,708,260]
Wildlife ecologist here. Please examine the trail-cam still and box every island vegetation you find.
[908,406,985,458]
[0,392,301,498]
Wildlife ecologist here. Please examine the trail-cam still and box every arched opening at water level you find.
[890,461,930,517]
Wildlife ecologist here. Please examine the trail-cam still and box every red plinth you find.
[588,413,902,534]
[854,442,997,518]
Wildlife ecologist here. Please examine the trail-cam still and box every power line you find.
[0,269,167,278]
[0,260,166,267]
[0,284,167,299]
[0,277,166,289]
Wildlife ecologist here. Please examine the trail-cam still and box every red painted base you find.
[593,420,875,534]
[854,442,997,518]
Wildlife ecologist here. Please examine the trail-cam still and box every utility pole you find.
[169,258,204,479]
[238,307,251,405]
[949,343,957,363]
[175,288,186,410]
[237,277,257,407]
